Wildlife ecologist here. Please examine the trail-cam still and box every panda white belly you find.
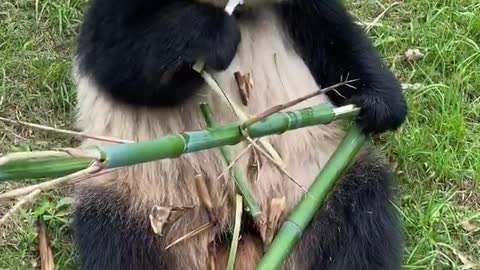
[73,7,344,269]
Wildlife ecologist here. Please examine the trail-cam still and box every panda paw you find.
[189,13,241,71]
[351,90,407,134]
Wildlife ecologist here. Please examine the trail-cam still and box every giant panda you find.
[71,0,408,269]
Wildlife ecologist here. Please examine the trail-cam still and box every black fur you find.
[74,0,406,269]
[76,0,407,133]
[76,0,240,107]
[72,153,402,270]
[281,0,407,134]
[299,152,402,270]
[73,186,168,270]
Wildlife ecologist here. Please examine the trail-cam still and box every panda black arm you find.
[280,0,407,134]
[75,0,240,107]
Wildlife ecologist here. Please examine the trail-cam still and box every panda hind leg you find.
[296,153,403,270]
[72,186,167,270]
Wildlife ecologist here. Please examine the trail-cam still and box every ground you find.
[0,0,479,269]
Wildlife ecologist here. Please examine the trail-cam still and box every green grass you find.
[0,0,479,269]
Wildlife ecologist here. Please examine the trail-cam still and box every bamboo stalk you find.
[255,125,367,270]
[0,103,359,182]
[200,103,261,217]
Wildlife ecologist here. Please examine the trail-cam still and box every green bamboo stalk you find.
[0,156,92,181]
[200,103,261,217]
[0,103,359,182]
[255,125,367,270]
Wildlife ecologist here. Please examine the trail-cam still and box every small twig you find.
[226,195,243,270]
[242,79,359,128]
[164,222,214,250]
[214,143,254,182]
[0,164,112,201]
[0,189,41,227]
[0,116,134,144]
[37,217,55,270]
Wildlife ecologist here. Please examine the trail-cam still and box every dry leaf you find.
[405,48,424,63]
[451,247,477,270]
[461,220,480,233]
[149,206,193,236]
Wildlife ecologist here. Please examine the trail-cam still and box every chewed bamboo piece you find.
[225,0,244,15]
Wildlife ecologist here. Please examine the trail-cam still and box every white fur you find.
[73,7,344,269]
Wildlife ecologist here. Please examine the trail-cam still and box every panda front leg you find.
[75,0,241,108]
[280,0,406,269]
[281,0,407,134]
[295,153,403,270]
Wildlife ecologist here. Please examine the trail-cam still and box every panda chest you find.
[175,13,344,208]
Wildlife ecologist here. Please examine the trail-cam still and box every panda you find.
[71,0,408,269]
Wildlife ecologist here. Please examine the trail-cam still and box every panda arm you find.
[280,0,407,134]
[76,0,240,107]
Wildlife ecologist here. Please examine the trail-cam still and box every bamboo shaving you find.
[226,195,243,270]
[194,174,217,223]
[263,197,287,246]
[215,142,255,182]
[37,217,55,270]
[244,136,308,193]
